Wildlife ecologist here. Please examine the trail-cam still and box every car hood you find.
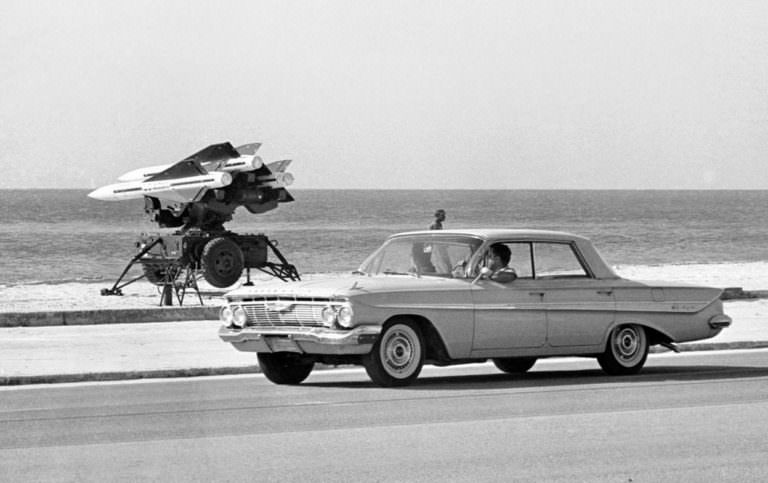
[225,274,469,300]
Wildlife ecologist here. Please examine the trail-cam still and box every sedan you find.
[219,229,731,387]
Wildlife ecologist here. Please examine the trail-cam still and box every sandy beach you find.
[0,280,223,313]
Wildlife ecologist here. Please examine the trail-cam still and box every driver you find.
[486,243,517,283]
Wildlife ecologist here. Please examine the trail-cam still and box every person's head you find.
[488,243,511,270]
[434,209,446,222]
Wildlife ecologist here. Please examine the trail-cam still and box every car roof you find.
[389,229,619,279]
[390,228,588,243]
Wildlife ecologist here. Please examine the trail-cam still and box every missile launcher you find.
[92,141,299,302]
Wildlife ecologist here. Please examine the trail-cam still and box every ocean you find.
[1,189,767,287]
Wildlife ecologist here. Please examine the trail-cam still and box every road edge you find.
[3,341,768,386]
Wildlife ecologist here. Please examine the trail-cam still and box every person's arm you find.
[491,267,517,283]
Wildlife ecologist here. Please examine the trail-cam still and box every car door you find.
[471,242,547,352]
[532,242,616,347]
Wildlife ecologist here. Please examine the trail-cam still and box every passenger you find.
[487,243,517,283]
[430,209,446,230]
[411,243,436,273]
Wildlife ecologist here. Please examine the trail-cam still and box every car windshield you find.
[357,234,483,277]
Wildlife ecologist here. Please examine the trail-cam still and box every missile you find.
[89,140,295,229]
[89,141,293,213]
[254,160,294,188]
[117,163,172,182]
[89,169,233,203]
[117,155,263,182]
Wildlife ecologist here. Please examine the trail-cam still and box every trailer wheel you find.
[201,237,244,288]
[142,263,176,286]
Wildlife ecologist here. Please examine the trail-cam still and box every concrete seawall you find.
[0,307,220,327]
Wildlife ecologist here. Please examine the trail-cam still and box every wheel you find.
[201,237,244,288]
[257,353,314,385]
[492,357,537,374]
[598,324,649,375]
[141,263,177,286]
[363,320,425,387]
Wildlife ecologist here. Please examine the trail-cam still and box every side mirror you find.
[472,266,492,285]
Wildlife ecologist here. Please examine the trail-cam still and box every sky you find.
[1,0,767,190]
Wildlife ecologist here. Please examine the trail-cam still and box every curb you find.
[0,307,220,327]
[0,366,262,386]
[3,341,768,386]
[658,341,768,352]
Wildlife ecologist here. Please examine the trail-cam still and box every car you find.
[218,229,732,387]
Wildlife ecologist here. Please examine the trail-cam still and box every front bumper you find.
[218,325,382,355]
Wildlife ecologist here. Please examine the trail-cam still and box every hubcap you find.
[215,251,234,274]
[613,326,643,365]
[381,327,419,377]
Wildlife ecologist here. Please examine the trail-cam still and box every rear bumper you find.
[218,324,382,355]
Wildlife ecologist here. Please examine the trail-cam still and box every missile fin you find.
[235,142,261,156]
[146,160,208,182]
[266,159,292,173]
[181,142,240,164]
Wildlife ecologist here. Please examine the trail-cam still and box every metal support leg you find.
[160,284,174,306]
[244,268,254,286]
[102,238,164,296]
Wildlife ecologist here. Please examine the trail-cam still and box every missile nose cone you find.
[87,186,111,200]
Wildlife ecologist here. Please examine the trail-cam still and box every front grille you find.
[243,302,325,327]
[237,295,345,327]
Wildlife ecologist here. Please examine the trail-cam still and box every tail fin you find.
[235,143,261,156]
[266,159,292,173]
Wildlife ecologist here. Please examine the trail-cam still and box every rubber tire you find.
[363,321,425,387]
[201,237,244,288]
[257,353,314,385]
[492,357,537,374]
[597,324,649,375]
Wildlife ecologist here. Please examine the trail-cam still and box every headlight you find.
[220,305,234,324]
[337,305,354,328]
[232,305,247,328]
[320,306,337,327]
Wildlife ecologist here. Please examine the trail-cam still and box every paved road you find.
[2,350,768,482]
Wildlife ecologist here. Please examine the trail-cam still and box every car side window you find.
[506,243,533,278]
[533,243,590,278]
[473,242,533,279]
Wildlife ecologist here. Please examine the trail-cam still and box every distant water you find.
[1,189,767,286]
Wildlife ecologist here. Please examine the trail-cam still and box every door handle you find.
[529,291,545,297]
[597,290,613,296]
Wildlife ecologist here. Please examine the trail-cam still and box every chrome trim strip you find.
[373,301,709,313]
